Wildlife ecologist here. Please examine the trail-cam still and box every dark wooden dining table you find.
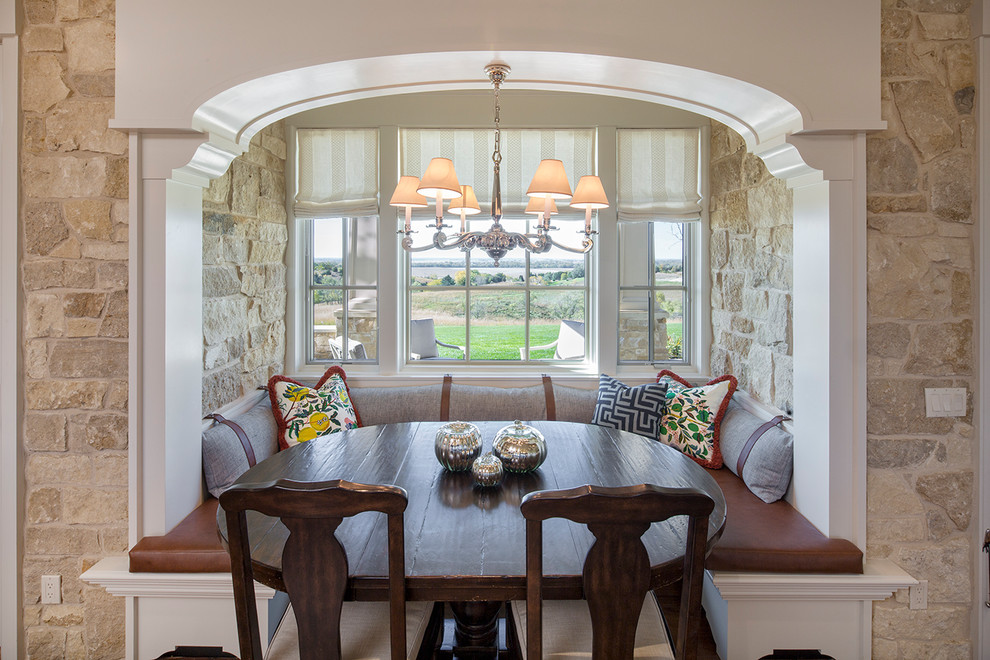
[218,420,726,653]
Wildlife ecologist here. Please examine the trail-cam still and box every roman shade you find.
[617,128,702,222]
[295,128,379,218]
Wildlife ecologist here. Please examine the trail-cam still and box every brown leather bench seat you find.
[128,497,230,573]
[705,468,862,573]
[128,470,862,575]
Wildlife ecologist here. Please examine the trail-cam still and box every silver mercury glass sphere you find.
[492,420,547,473]
[472,452,504,487]
[435,421,483,471]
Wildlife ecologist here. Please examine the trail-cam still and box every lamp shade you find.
[524,196,558,215]
[389,176,429,207]
[570,175,609,209]
[448,185,481,215]
[417,158,463,200]
[526,159,572,199]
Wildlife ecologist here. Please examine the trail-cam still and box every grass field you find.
[432,322,683,360]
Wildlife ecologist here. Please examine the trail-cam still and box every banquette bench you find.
[129,377,864,578]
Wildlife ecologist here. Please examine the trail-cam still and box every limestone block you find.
[867,214,935,237]
[710,150,744,191]
[953,86,974,114]
[203,297,248,346]
[104,156,128,198]
[223,236,250,263]
[890,80,957,162]
[867,234,953,319]
[918,235,972,268]
[868,471,926,516]
[261,288,287,323]
[204,167,232,205]
[24,0,56,23]
[96,261,127,289]
[99,299,127,339]
[48,339,126,378]
[23,260,64,291]
[25,413,67,451]
[78,412,127,450]
[866,137,919,193]
[730,316,754,334]
[249,240,285,264]
[715,189,750,233]
[950,270,971,315]
[25,453,90,486]
[262,131,287,160]
[24,202,69,256]
[895,539,970,601]
[26,293,64,338]
[916,471,972,530]
[868,322,911,359]
[62,292,106,319]
[258,198,288,224]
[927,508,955,541]
[930,152,973,222]
[904,320,972,376]
[239,264,267,297]
[868,378,955,435]
[83,583,125,659]
[42,603,85,627]
[757,291,791,352]
[62,200,113,242]
[231,160,261,217]
[203,265,241,298]
[202,365,242,415]
[944,42,974,91]
[266,262,287,289]
[745,344,774,402]
[91,453,127,486]
[28,487,62,525]
[720,272,744,312]
[203,233,223,265]
[105,380,127,411]
[204,342,228,371]
[899,0,969,13]
[23,25,64,52]
[261,166,287,200]
[63,20,114,73]
[741,287,768,318]
[62,487,126,524]
[46,100,126,155]
[101,525,129,553]
[25,340,49,380]
[881,42,921,78]
[917,12,970,39]
[227,335,246,362]
[49,235,81,258]
[203,212,236,235]
[69,71,114,98]
[866,517,927,543]
[867,437,938,468]
[709,230,728,269]
[769,224,792,255]
[22,53,70,113]
[867,194,927,214]
[727,237,754,270]
[747,181,792,228]
[27,627,66,659]
[22,154,106,199]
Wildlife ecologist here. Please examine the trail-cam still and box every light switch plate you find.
[925,388,966,417]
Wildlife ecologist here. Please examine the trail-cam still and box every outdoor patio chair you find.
[410,319,465,360]
[519,319,585,360]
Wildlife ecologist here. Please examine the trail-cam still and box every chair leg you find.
[416,603,447,660]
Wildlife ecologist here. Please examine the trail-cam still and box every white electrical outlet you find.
[41,574,61,604]
[925,388,967,417]
[909,579,928,610]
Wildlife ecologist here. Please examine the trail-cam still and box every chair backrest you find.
[554,320,585,360]
[409,319,439,359]
[220,479,409,660]
[520,484,714,660]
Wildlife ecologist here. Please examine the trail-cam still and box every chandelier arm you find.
[542,234,595,255]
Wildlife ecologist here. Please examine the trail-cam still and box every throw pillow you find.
[268,366,360,450]
[592,374,669,438]
[202,397,279,498]
[655,369,737,469]
[719,398,793,503]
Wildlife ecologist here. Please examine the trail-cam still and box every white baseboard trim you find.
[703,559,916,660]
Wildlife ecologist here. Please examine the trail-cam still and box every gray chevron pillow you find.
[592,374,668,438]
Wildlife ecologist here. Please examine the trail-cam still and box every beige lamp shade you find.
[448,185,481,215]
[417,158,463,200]
[526,159,572,199]
[524,196,558,215]
[570,175,609,209]
[389,176,429,207]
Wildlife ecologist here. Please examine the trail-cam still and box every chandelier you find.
[390,63,609,266]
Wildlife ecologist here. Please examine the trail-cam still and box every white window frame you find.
[286,123,710,382]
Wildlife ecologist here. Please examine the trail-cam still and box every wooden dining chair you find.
[220,478,438,660]
[515,483,714,660]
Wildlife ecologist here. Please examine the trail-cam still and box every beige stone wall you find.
[708,121,793,413]
[20,0,127,657]
[867,0,976,655]
[201,125,287,414]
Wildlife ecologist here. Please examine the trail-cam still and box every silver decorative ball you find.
[435,421,482,471]
[492,420,547,473]
[472,452,504,487]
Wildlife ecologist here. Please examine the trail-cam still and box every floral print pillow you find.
[656,370,737,469]
[268,366,360,450]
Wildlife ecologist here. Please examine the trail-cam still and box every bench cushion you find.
[128,498,230,573]
[350,384,445,426]
[705,469,862,574]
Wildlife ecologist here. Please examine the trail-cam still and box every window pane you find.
[654,290,683,361]
[343,290,377,361]
[411,246,467,287]
[410,290,465,360]
[349,217,378,287]
[469,218,527,285]
[654,223,684,287]
[529,230,587,287]
[528,291,586,360]
[313,289,343,360]
[313,218,344,286]
[468,290,525,360]
[618,223,651,286]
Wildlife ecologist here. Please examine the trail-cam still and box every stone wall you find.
[19,0,128,657]
[867,0,976,655]
[708,121,793,413]
[202,124,287,414]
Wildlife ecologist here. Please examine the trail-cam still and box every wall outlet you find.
[909,579,928,610]
[41,574,61,604]
[925,388,966,417]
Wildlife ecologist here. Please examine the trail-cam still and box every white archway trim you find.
[191,51,805,163]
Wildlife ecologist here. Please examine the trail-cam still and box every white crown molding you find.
[81,557,276,599]
[709,559,916,601]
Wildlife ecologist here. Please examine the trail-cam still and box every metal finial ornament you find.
[396,63,604,267]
